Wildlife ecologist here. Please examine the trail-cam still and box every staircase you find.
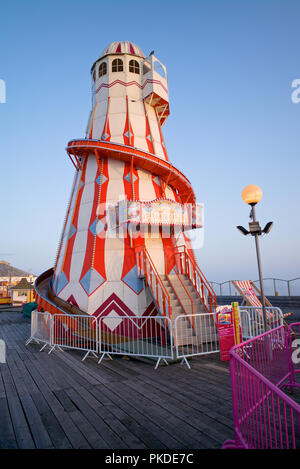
[136,246,218,347]
[160,274,216,346]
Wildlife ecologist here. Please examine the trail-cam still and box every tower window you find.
[112,58,123,72]
[129,59,140,74]
[99,62,107,77]
[92,69,96,82]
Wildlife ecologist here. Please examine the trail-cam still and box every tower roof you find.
[101,41,146,58]
[91,41,146,72]
[10,277,32,290]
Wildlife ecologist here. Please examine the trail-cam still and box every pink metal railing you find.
[223,324,300,449]
[175,245,217,315]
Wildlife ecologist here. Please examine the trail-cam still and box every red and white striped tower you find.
[38,41,206,320]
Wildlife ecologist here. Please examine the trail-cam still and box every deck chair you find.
[232,280,292,326]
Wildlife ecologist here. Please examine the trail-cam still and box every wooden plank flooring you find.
[0,311,234,449]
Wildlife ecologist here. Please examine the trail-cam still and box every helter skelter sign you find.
[118,199,203,228]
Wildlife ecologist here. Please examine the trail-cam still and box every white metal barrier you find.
[239,306,283,340]
[174,313,219,368]
[98,315,173,369]
[25,311,52,351]
[26,308,286,370]
[51,314,98,360]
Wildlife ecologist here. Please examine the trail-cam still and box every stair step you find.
[170,301,180,307]
[171,307,184,314]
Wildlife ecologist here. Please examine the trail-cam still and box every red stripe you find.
[79,159,102,285]
[123,96,134,147]
[93,159,109,280]
[96,78,168,95]
[101,97,111,141]
[155,110,169,161]
[121,162,142,286]
[62,159,88,279]
[143,102,155,154]
[151,176,177,274]
[235,280,262,307]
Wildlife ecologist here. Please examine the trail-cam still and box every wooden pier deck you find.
[0,311,234,449]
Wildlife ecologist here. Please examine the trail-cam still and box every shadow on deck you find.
[0,311,234,449]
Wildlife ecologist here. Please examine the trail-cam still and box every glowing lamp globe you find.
[241,185,263,205]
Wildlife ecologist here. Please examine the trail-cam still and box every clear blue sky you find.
[0,0,299,285]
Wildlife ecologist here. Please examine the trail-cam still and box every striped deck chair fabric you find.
[232,280,292,325]
[232,280,279,324]
[233,280,262,307]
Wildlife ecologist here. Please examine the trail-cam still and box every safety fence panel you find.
[235,326,289,387]
[174,313,219,359]
[27,311,52,345]
[223,325,300,449]
[98,315,173,361]
[239,307,283,340]
[52,314,98,354]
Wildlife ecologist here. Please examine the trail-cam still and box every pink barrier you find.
[223,323,300,449]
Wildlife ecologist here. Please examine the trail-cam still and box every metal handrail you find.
[175,272,194,315]
[136,247,172,318]
[210,278,300,297]
[176,245,217,314]
[168,273,194,328]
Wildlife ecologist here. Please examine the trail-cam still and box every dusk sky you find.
[0,0,299,291]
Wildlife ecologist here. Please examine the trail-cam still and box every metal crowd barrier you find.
[26,311,98,361]
[51,314,98,360]
[27,312,173,368]
[98,315,173,369]
[239,306,283,340]
[174,313,219,368]
[26,307,286,371]
[223,324,300,449]
[25,311,52,350]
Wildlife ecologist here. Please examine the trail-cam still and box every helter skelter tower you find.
[35,41,216,323]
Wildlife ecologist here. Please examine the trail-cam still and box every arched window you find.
[92,69,96,82]
[98,62,107,77]
[112,58,123,72]
[129,59,140,74]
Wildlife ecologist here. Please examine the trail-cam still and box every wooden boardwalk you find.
[0,311,234,449]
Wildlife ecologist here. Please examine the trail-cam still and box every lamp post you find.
[237,185,273,332]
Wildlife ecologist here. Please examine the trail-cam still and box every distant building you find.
[0,261,36,305]
[10,278,35,305]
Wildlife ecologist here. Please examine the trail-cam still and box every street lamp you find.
[237,185,273,331]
